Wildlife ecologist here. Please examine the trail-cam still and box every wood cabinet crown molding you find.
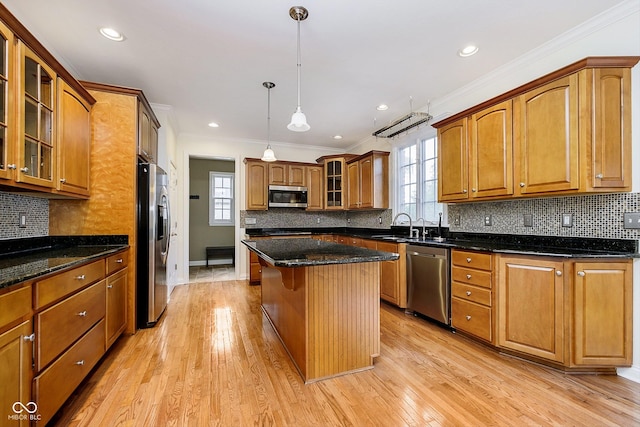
[432,56,640,129]
[0,4,95,105]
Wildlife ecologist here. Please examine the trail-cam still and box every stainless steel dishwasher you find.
[406,245,450,325]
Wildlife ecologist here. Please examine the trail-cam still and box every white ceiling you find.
[1,0,630,150]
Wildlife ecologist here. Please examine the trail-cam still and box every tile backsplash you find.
[448,192,640,240]
[0,192,49,239]
[241,209,393,230]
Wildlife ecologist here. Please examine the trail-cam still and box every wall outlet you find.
[245,217,257,225]
[484,215,492,226]
[453,214,461,226]
[316,217,320,224]
[18,212,27,228]
[523,214,533,227]
[623,212,640,229]
[378,216,382,224]
[562,213,573,227]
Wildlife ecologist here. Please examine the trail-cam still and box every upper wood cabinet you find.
[17,42,56,188]
[268,162,306,186]
[0,20,14,182]
[318,155,348,210]
[438,119,469,202]
[346,151,389,209]
[514,74,579,195]
[470,100,513,199]
[306,165,324,210]
[57,78,91,197]
[0,8,95,197]
[434,57,639,202]
[138,98,159,163]
[244,158,268,210]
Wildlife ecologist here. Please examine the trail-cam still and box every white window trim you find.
[209,171,235,226]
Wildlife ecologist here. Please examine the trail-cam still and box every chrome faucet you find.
[392,213,415,238]
[414,218,427,240]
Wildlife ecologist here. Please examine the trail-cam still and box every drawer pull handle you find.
[107,284,113,289]
[116,259,123,263]
[23,333,35,342]
[77,311,87,317]
[76,275,86,280]
[466,274,471,279]
[466,291,471,296]
[577,271,585,277]
[466,315,472,321]
[75,360,85,366]
[466,258,472,263]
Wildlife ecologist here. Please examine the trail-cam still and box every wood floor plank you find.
[49,276,640,427]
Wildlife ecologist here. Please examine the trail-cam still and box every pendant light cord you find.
[295,15,302,109]
[267,85,272,146]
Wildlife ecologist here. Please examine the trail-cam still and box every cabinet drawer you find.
[33,319,105,426]
[451,266,492,289]
[451,297,492,342]
[452,282,492,306]
[0,285,32,330]
[36,281,106,370]
[106,250,129,275]
[35,260,104,309]
[452,250,492,270]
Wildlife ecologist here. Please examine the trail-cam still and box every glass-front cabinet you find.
[325,158,344,209]
[18,42,55,187]
[0,20,13,181]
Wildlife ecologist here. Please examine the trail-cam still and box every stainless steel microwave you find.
[268,185,308,208]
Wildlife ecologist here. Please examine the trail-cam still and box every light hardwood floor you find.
[51,277,640,426]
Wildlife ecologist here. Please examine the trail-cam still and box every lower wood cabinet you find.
[376,241,407,308]
[0,284,33,427]
[496,254,632,370]
[451,250,494,343]
[106,268,128,349]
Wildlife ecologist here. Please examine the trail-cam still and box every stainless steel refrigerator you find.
[137,162,170,328]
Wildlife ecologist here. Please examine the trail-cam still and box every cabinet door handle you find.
[471,188,476,192]
[556,270,563,276]
[7,164,16,170]
[20,167,29,173]
[466,258,472,263]
[595,174,603,179]
[462,189,467,193]
[23,333,35,342]
[466,291,471,296]
[466,274,472,279]
[107,284,113,289]
[577,271,586,277]
[466,315,472,321]
[520,182,525,187]
[116,259,123,263]
[77,311,87,317]
[60,178,66,183]
[76,275,86,280]
[75,360,85,366]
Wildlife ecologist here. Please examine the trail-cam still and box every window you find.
[209,172,234,226]
[396,134,443,223]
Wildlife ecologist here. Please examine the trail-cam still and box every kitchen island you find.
[242,238,399,383]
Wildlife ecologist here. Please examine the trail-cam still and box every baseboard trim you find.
[618,365,640,383]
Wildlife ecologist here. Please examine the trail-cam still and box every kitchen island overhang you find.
[242,238,399,383]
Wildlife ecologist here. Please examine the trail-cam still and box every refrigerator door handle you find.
[160,187,170,265]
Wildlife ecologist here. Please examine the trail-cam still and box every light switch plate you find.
[18,212,26,228]
[562,213,573,227]
[454,214,461,226]
[523,214,533,227]
[623,212,640,229]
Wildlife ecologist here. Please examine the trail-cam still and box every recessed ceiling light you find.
[458,45,479,57]
[376,104,389,111]
[99,27,125,42]
[208,122,219,128]
[333,135,343,140]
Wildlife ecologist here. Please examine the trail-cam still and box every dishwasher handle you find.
[408,251,447,260]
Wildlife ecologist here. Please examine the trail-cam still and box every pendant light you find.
[287,6,310,132]
[261,82,277,162]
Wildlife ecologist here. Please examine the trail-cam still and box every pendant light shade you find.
[287,6,310,132]
[261,82,277,162]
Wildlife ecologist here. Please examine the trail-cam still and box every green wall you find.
[189,158,235,263]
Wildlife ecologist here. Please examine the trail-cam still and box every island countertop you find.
[242,238,399,267]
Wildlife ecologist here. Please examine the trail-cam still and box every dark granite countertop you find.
[242,238,399,267]
[0,235,129,289]
[245,228,638,258]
